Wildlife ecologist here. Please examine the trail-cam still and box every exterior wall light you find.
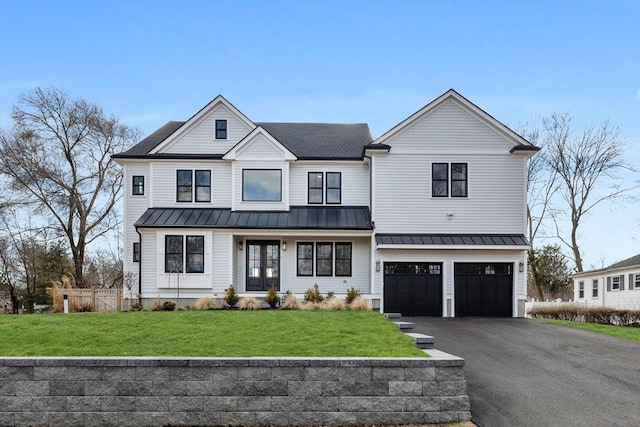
[238,240,243,251]
[282,241,287,251]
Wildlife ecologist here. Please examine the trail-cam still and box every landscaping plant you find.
[264,285,280,308]
[303,283,324,303]
[224,285,239,308]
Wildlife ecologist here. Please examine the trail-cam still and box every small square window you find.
[215,120,227,139]
[132,176,144,195]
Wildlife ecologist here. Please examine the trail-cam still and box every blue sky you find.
[1,0,638,269]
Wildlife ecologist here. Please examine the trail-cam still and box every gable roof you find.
[257,122,372,160]
[370,89,539,153]
[223,126,297,161]
[113,121,186,158]
[572,253,640,278]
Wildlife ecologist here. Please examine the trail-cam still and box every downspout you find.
[364,154,376,309]
[135,227,142,297]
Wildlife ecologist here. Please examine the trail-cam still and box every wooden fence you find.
[52,288,122,313]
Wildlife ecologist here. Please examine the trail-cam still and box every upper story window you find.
[432,162,468,198]
[243,169,282,202]
[177,170,211,203]
[215,120,227,139]
[326,172,342,204]
[132,176,144,195]
[578,281,584,298]
[592,279,598,298]
[308,172,323,204]
[307,172,341,204]
[165,235,204,273]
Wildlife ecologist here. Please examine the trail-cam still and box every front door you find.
[246,241,280,291]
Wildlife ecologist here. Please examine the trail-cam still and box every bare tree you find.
[542,113,635,272]
[0,87,139,287]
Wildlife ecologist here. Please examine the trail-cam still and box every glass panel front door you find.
[246,241,280,291]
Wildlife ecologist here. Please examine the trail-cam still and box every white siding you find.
[213,232,232,293]
[387,99,515,154]
[235,135,286,160]
[123,163,150,281]
[573,268,640,310]
[289,161,370,206]
[374,153,526,234]
[164,105,253,155]
[150,160,231,208]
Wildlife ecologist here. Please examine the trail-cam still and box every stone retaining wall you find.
[0,356,471,427]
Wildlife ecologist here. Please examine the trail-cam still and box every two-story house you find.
[114,89,538,317]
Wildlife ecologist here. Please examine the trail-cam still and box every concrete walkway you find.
[405,317,640,427]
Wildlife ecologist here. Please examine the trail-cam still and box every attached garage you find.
[384,262,443,316]
[454,263,513,317]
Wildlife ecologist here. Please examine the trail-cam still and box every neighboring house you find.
[113,89,538,317]
[572,254,640,310]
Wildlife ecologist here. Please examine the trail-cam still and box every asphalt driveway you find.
[405,317,640,427]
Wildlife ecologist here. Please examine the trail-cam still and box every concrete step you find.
[384,313,402,319]
[406,332,436,349]
[393,321,415,331]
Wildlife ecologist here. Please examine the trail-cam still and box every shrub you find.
[301,301,323,310]
[349,296,370,311]
[224,285,240,308]
[345,287,361,305]
[194,297,217,310]
[325,298,347,311]
[326,291,335,300]
[304,284,324,303]
[162,301,176,311]
[239,296,261,310]
[527,306,640,327]
[72,302,93,313]
[264,285,280,308]
[280,293,300,310]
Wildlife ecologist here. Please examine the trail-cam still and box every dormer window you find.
[215,120,227,139]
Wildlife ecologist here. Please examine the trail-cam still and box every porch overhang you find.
[375,233,530,251]
[135,206,374,231]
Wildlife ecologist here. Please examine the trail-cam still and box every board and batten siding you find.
[374,248,527,316]
[289,161,370,206]
[373,153,526,234]
[164,104,254,155]
[150,160,232,208]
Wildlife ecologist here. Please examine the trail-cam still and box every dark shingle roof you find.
[257,122,372,159]
[572,253,640,277]
[135,206,373,230]
[114,121,372,160]
[113,121,185,158]
[375,234,530,246]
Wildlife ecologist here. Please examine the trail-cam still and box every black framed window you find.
[165,235,183,273]
[432,163,448,197]
[326,172,341,204]
[592,279,598,298]
[186,236,204,273]
[132,176,144,195]
[308,172,323,204]
[335,242,352,277]
[215,119,227,139]
[451,163,468,197]
[296,242,314,276]
[195,170,211,202]
[177,170,192,202]
[133,242,140,263]
[316,243,333,276]
[243,169,282,201]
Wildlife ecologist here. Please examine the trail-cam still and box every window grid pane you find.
[326,172,341,204]
[432,163,448,197]
[186,236,204,273]
[177,170,192,202]
[451,163,468,197]
[215,120,227,139]
[165,235,183,273]
[316,243,333,276]
[195,170,211,202]
[297,243,314,276]
[308,172,323,204]
[335,243,352,277]
[132,176,144,195]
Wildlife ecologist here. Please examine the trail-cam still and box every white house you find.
[114,89,539,317]
[572,254,640,310]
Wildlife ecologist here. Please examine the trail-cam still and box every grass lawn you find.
[0,310,426,357]
[541,319,640,343]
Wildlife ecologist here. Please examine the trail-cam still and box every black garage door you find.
[384,262,442,316]
[454,263,513,317]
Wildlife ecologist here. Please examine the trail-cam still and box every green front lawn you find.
[0,310,426,357]
[542,319,640,342]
